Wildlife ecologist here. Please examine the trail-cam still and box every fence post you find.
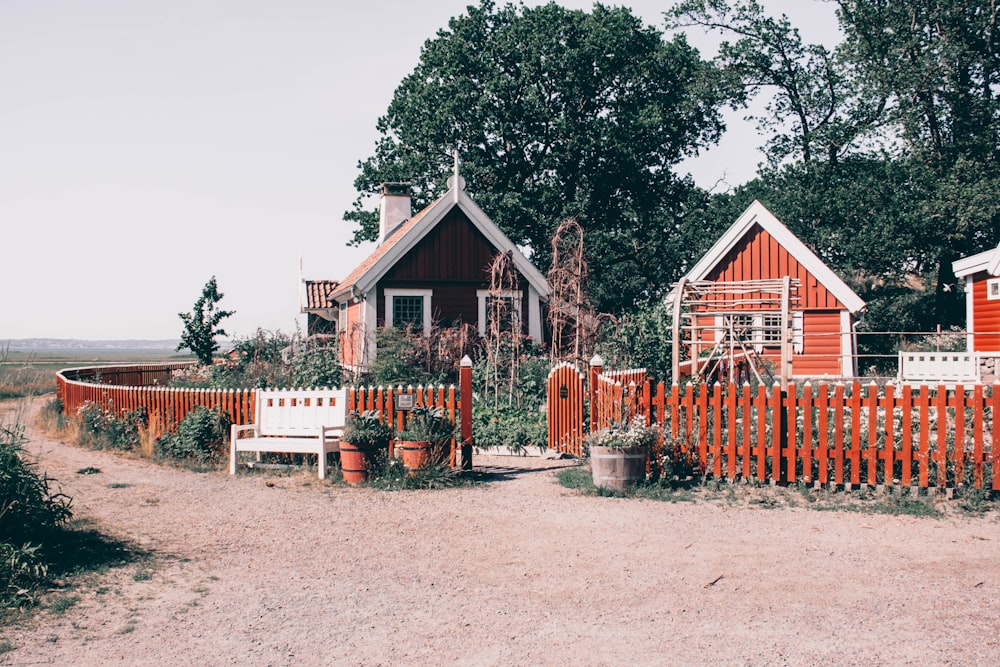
[589,354,603,434]
[460,355,473,471]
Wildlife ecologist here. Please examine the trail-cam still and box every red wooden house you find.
[675,200,866,379]
[952,244,1000,352]
[313,174,550,374]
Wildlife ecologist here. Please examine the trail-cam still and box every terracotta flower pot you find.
[340,441,378,485]
[399,439,447,472]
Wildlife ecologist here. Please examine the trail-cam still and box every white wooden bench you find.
[897,351,981,385]
[230,388,347,479]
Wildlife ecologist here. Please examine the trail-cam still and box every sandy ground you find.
[2,395,1000,666]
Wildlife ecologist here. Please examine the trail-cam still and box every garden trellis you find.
[669,277,801,389]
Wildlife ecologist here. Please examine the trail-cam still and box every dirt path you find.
[3,395,1000,666]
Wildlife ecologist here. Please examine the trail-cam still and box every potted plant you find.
[584,418,658,491]
[340,410,392,485]
[396,405,454,471]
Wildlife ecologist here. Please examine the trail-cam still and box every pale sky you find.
[1,0,840,340]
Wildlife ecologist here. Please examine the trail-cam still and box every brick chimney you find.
[378,182,411,244]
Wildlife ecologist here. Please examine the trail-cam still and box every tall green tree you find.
[668,0,884,166]
[177,276,235,366]
[836,0,1000,323]
[345,1,726,312]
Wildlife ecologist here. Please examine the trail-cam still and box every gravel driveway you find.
[3,395,999,666]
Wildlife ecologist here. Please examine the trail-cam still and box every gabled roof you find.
[332,175,550,301]
[680,199,866,314]
[952,245,1000,278]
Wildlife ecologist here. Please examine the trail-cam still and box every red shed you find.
[952,245,1000,352]
[675,200,866,380]
[316,173,550,374]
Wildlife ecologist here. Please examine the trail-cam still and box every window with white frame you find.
[384,289,432,333]
[477,289,523,336]
[720,312,803,352]
[988,278,1000,301]
[338,301,348,331]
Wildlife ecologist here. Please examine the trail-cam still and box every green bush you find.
[156,407,231,463]
[596,298,675,383]
[342,410,392,449]
[472,405,546,453]
[1,421,72,610]
[76,403,147,451]
[291,346,342,388]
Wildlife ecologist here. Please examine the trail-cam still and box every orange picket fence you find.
[57,364,255,429]
[593,376,1000,491]
[56,361,475,469]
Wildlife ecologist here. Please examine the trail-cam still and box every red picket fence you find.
[594,376,1000,491]
[350,384,467,467]
[57,364,255,429]
[56,361,475,470]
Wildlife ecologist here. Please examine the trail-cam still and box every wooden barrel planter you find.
[340,441,376,485]
[590,445,648,491]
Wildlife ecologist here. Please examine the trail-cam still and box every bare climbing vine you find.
[547,219,598,367]
[482,250,523,408]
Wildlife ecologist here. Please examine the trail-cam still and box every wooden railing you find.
[594,376,1000,491]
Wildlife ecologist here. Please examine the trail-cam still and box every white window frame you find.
[987,277,1000,301]
[477,289,523,336]
[338,301,348,331]
[718,312,804,353]
[384,289,432,333]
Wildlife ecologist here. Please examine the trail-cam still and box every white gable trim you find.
[681,200,866,314]
[350,183,550,300]
[952,247,997,278]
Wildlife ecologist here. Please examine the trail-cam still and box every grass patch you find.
[0,640,15,654]
[106,483,130,489]
[364,456,479,491]
[76,467,101,475]
[132,568,151,582]
[49,594,80,614]
[556,464,697,502]
[556,463,995,518]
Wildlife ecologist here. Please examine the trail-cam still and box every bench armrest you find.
[231,424,259,440]
[321,425,344,439]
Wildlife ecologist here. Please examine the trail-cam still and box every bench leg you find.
[318,447,327,480]
[229,428,237,475]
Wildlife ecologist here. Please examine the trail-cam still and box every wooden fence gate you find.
[546,363,586,456]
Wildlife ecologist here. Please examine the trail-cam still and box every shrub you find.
[1,421,72,610]
[596,298,675,383]
[1,423,72,544]
[342,410,392,449]
[397,406,454,442]
[472,405,546,453]
[76,403,147,451]
[291,346,342,388]
[156,407,231,463]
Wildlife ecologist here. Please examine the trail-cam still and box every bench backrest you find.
[255,388,348,437]
[897,351,980,384]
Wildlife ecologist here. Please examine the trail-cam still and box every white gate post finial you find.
[590,354,604,367]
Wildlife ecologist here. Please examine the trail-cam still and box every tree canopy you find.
[345,0,726,312]
[668,0,1000,331]
[347,0,1000,339]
